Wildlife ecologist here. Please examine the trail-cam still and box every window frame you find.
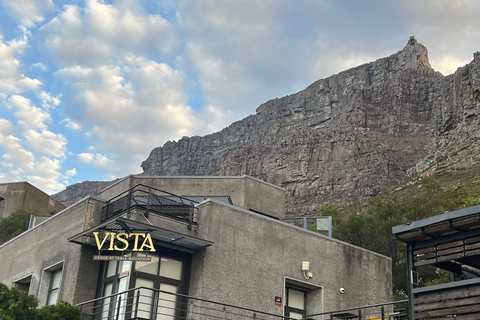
[46,266,63,305]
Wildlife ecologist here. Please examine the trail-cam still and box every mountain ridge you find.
[54,37,480,215]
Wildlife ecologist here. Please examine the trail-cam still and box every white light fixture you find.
[302,261,313,279]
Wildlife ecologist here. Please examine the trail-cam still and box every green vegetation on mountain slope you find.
[320,169,480,298]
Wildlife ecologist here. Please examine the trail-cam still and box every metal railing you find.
[282,216,332,237]
[77,286,294,320]
[101,184,199,228]
[77,287,408,320]
[305,300,408,320]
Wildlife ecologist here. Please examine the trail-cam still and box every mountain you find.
[55,37,480,215]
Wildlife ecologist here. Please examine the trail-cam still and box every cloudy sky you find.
[0,0,479,194]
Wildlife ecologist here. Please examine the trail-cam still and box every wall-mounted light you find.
[302,261,313,279]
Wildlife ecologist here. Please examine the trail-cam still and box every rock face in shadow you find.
[57,37,480,215]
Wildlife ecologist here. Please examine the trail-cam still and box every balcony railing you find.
[77,286,295,320]
[101,184,199,228]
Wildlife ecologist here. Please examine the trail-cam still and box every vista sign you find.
[93,232,156,252]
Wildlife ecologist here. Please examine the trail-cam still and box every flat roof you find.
[393,205,480,243]
[100,174,286,193]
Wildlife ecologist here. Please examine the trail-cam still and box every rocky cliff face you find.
[53,180,117,203]
[141,37,474,215]
[56,37,480,215]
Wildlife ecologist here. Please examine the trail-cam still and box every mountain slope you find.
[55,37,480,215]
[141,37,459,214]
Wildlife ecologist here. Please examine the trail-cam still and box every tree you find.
[0,283,82,320]
[0,208,54,245]
[324,176,462,297]
[0,283,38,320]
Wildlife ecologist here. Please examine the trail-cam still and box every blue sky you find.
[0,0,479,194]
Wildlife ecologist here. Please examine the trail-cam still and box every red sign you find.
[275,296,282,306]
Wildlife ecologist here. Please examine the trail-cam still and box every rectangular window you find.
[46,268,63,305]
[285,287,306,319]
[14,275,32,294]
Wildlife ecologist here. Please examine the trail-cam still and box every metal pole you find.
[152,291,159,320]
[188,299,194,320]
[328,216,332,238]
[303,217,307,229]
[134,290,140,318]
[146,188,151,218]
[115,295,121,320]
[223,305,226,320]
[358,308,362,320]
[406,244,415,320]
[381,305,385,320]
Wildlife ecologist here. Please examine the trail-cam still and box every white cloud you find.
[38,91,61,109]
[0,119,14,135]
[0,34,42,98]
[40,0,179,67]
[32,62,47,71]
[57,58,196,178]
[65,168,77,177]
[6,95,50,130]
[24,129,67,157]
[60,118,82,131]
[78,152,112,168]
[0,0,56,27]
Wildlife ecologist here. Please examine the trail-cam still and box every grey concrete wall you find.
[189,201,392,315]
[98,175,285,219]
[0,182,65,219]
[0,197,104,305]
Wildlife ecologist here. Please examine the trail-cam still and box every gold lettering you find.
[108,232,115,250]
[94,232,111,250]
[139,234,156,252]
[114,233,129,251]
[130,233,142,251]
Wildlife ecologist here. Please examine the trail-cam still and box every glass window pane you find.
[47,289,58,305]
[106,261,117,277]
[157,283,177,320]
[135,278,155,319]
[120,260,132,273]
[288,288,305,310]
[51,269,62,289]
[160,258,182,280]
[289,311,303,319]
[118,277,128,293]
[102,283,113,319]
[135,253,159,275]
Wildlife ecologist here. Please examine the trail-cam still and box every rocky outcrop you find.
[52,180,116,203]
[56,37,480,215]
[142,37,468,215]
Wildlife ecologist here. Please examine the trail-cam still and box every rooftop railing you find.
[101,184,199,228]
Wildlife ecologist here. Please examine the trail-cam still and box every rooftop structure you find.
[0,181,66,219]
[393,205,480,319]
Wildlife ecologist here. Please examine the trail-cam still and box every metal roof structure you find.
[68,217,213,253]
[392,205,480,243]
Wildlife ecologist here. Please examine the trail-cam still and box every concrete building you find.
[0,175,392,319]
[0,181,66,219]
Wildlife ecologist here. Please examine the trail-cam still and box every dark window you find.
[0,197,5,219]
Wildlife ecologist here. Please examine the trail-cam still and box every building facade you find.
[0,181,65,219]
[0,175,392,319]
